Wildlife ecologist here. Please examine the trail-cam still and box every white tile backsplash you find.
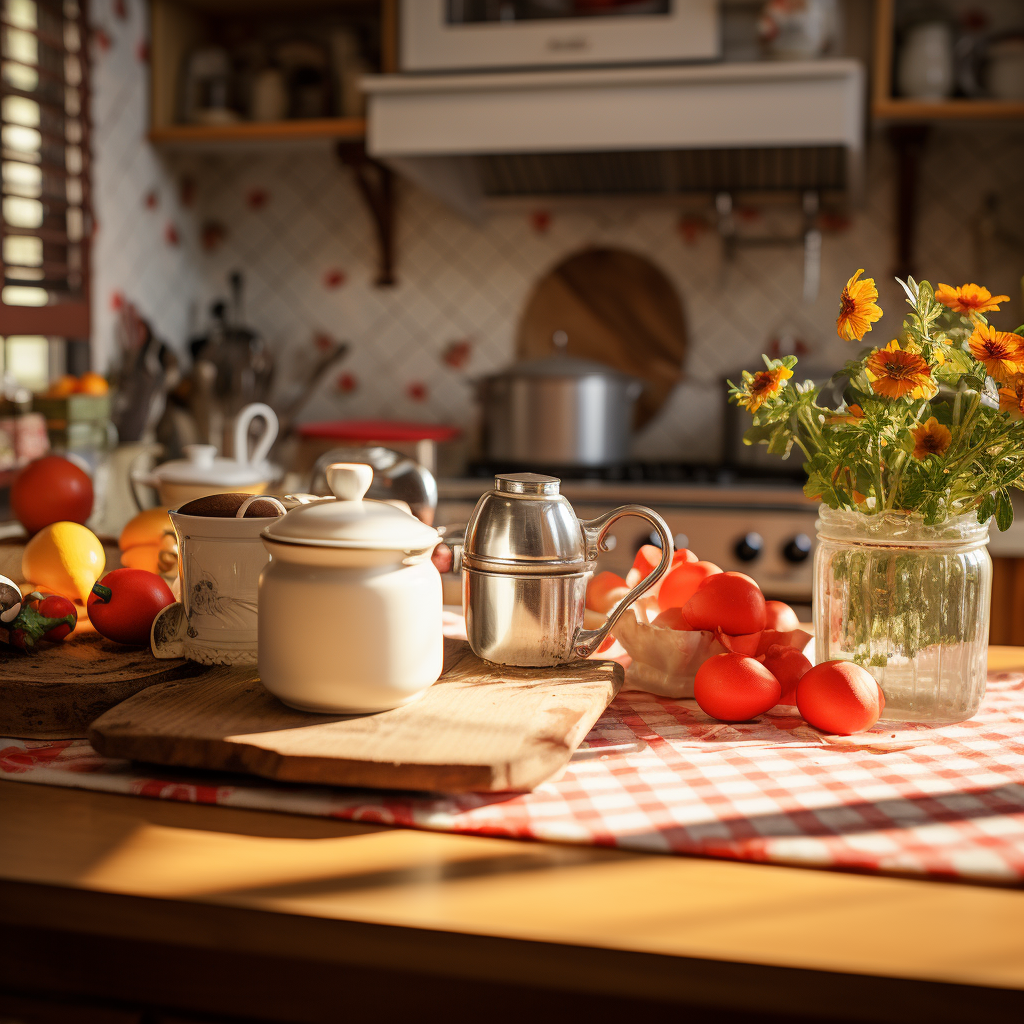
[90,0,1024,466]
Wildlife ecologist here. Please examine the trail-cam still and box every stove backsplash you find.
[91,0,1024,468]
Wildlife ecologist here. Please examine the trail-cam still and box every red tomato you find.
[694,653,781,722]
[762,645,812,705]
[657,560,721,612]
[683,571,766,635]
[11,455,93,535]
[28,593,78,642]
[796,660,884,735]
[673,548,700,566]
[586,570,629,613]
[630,544,664,580]
[764,600,800,632]
[87,568,175,646]
[651,606,693,630]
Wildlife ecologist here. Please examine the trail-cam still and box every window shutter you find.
[1,0,90,337]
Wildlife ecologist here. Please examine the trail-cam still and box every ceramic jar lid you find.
[263,463,440,552]
[151,444,271,486]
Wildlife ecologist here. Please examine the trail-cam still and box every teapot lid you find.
[461,473,588,575]
[151,444,270,486]
[262,463,440,552]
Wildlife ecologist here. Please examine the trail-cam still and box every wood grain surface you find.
[517,247,687,426]
[0,630,211,740]
[89,639,623,792]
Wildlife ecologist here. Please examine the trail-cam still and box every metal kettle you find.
[461,473,673,667]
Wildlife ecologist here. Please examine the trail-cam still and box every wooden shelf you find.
[148,117,367,147]
[874,99,1024,122]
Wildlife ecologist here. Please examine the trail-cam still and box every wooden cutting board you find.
[89,639,623,793]
[1,628,211,740]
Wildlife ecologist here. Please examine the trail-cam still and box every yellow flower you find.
[968,323,1024,383]
[836,269,883,342]
[935,282,1010,316]
[736,365,793,412]
[999,378,1024,420]
[865,341,935,400]
[911,417,952,460]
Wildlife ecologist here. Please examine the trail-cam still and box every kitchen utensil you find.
[181,46,238,125]
[987,34,1024,101]
[308,446,438,524]
[0,628,208,740]
[89,638,622,793]
[130,402,279,509]
[461,473,672,667]
[297,419,458,477]
[516,247,687,429]
[479,333,645,468]
[758,0,837,60]
[250,66,287,121]
[898,22,954,100]
[152,493,287,666]
[258,463,444,713]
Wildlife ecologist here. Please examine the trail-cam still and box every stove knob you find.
[782,534,813,564]
[734,532,763,562]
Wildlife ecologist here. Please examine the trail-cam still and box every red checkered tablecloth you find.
[3,668,1023,885]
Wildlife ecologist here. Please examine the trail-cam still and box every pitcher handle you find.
[572,505,673,660]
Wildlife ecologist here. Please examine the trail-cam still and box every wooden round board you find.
[0,627,211,740]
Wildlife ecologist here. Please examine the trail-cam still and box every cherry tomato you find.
[657,560,721,612]
[87,568,175,646]
[764,600,800,632]
[694,653,781,722]
[683,571,766,635]
[586,570,628,613]
[11,456,93,536]
[27,593,78,642]
[796,660,884,735]
[762,644,811,705]
[651,606,692,630]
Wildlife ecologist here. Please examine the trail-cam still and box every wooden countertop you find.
[2,649,1024,1023]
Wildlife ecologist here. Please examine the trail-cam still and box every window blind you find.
[1,0,90,337]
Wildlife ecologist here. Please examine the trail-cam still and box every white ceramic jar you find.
[258,463,443,713]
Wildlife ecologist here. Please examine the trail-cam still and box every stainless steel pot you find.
[478,338,643,467]
[460,473,672,667]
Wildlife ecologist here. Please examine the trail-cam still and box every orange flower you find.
[825,403,865,426]
[999,378,1024,420]
[935,282,1010,316]
[968,323,1024,383]
[836,269,883,342]
[865,341,934,399]
[911,417,952,460]
[737,365,793,412]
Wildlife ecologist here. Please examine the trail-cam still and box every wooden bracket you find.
[337,142,395,287]
[888,124,930,281]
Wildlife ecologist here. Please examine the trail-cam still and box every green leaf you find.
[996,490,1014,532]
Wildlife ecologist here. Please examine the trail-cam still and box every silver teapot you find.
[461,473,672,667]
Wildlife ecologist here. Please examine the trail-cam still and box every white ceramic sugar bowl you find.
[258,463,443,713]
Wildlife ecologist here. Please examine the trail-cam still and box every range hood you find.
[363,60,865,219]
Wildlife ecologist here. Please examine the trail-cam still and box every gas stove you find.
[437,472,819,608]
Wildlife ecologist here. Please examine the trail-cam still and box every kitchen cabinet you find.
[873,0,1024,121]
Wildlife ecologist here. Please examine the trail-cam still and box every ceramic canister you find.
[154,497,285,665]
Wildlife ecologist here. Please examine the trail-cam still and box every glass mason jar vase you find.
[813,506,992,724]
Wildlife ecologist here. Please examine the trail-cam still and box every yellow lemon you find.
[22,521,105,603]
[119,506,173,552]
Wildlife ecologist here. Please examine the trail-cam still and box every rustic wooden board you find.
[1,629,212,739]
[89,639,623,793]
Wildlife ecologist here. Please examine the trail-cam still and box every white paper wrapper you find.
[611,609,814,699]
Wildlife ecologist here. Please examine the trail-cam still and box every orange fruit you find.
[119,506,173,551]
[22,521,105,603]
[46,374,79,398]
[75,371,109,395]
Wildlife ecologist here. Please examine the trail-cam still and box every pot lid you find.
[151,444,271,486]
[263,463,440,552]
[483,332,642,385]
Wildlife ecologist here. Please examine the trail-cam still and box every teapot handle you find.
[572,505,673,660]
[234,402,279,467]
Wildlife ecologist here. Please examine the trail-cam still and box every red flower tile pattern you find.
[677,215,709,245]
[200,220,226,252]
[110,290,124,311]
[336,372,357,393]
[136,38,149,63]
[179,176,197,208]
[94,28,112,52]
[323,268,346,289]
[530,210,551,234]
[314,332,335,352]
[406,381,428,401]
[442,338,472,369]
[246,188,269,211]
[164,222,179,246]
[143,190,157,210]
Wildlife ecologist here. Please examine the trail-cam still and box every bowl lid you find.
[152,444,271,486]
[262,463,440,552]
